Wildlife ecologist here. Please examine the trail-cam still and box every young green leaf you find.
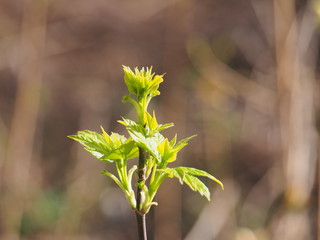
[157,135,197,166]
[157,138,177,163]
[175,167,224,190]
[144,111,174,134]
[68,128,138,162]
[119,117,165,161]
[174,135,197,152]
[159,166,223,201]
[128,130,163,162]
[118,118,146,136]
[183,174,211,200]
[69,130,112,161]
[123,66,164,97]
[145,111,158,130]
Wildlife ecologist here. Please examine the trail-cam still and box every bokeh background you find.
[0,0,320,239]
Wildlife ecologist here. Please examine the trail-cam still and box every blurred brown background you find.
[0,0,320,239]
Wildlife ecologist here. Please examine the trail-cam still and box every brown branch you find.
[136,147,148,240]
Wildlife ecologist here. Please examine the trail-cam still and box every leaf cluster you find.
[69,66,223,215]
[123,66,163,97]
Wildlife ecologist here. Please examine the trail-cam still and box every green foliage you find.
[69,127,138,162]
[123,66,164,97]
[69,66,223,215]
[157,135,196,164]
[160,167,224,200]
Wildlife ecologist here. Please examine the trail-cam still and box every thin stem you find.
[136,212,147,240]
[137,148,146,209]
[136,147,148,240]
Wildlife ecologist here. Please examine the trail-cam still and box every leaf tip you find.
[216,179,224,190]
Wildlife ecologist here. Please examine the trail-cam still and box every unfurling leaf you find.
[144,111,174,135]
[123,65,164,97]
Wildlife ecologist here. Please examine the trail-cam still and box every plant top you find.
[69,66,223,216]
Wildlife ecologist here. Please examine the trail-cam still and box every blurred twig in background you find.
[2,1,48,239]
[273,0,318,239]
